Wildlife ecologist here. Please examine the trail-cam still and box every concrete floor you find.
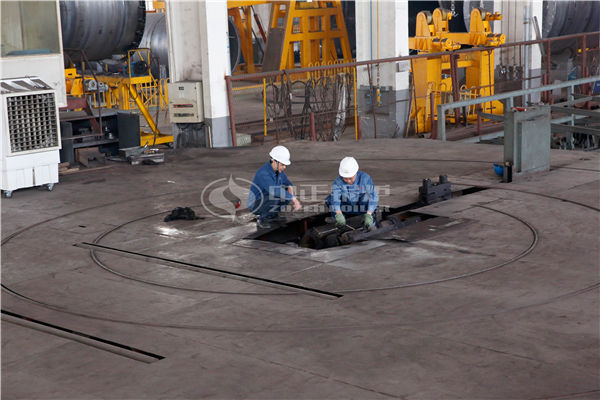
[2,138,599,399]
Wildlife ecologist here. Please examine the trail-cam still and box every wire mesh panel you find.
[263,69,354,141]
[6,92,59,153]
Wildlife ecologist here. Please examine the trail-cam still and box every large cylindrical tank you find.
[60,0,146,62]
[138,13,168,76]
[542,0,599,53]
[60,1,240,73]
[139,13,168,65]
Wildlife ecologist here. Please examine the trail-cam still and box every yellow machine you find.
[409,8,505,134]
[151,1,165,12]
[266,0,352,70]
[65,49,172,145]
[64,68,84,97]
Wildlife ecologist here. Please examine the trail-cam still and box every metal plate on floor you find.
[377,216,473,242]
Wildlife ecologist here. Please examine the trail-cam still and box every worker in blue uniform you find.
[247,145,302,228]
[325,157,378,230]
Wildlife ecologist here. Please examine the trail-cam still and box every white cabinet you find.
[1,77,61,197]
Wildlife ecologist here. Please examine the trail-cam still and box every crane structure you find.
[260,0,352,71]
[409,7,505,134]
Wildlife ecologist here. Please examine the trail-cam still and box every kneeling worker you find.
[325,156,378,229]
[247,145,302,228]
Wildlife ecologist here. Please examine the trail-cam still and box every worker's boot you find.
[256,215,286,230]
[256,217,273,229]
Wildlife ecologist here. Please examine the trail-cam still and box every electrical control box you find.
[168,81,204,123]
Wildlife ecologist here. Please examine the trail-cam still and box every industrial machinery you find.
[59,0,251,147]
[409,7,505,134]
[1,78,61,198]
[227,0,352,72]
[59,0,172,146]
[412,0,598,51]
[145,1,352,74]
[263,0,352,71]
[228,2,266,74]
[64,49,172,146]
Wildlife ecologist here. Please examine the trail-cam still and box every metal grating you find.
[6,92,59,153]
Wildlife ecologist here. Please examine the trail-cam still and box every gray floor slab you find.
[1,139,598,399]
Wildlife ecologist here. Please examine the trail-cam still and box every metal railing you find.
[436,76,600,141]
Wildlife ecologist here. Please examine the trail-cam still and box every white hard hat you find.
[339,157,359,178]
[269,145,291,165]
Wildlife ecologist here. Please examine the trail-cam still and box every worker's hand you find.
[291,197,302,211]
[363,213,374,229]
[334,212,346,228]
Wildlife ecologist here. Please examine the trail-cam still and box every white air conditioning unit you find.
[167,81,204,123]
[1,77,62,198]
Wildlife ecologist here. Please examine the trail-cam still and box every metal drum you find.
[544,1,595,53]
[138,13,168,76]
[139,13,168,65]
[60,0,146,62]
[228,17,241,73]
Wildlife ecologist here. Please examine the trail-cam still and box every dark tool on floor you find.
[120,144,165,165]
[338,212,425,245]
[164,207,203,222]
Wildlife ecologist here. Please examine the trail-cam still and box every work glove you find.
[334,213,346,228]
[363,213,374,229]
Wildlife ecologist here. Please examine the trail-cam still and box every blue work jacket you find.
[247,161,294,210]
[329,171,378,213]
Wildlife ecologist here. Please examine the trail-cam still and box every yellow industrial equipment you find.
[260,0,352,71]
[409,7,505,134]
[151,1,165,12]
[228,1,352,72]
[65,68,84,97]
[228,2,268,74]
[66,49,172,145]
